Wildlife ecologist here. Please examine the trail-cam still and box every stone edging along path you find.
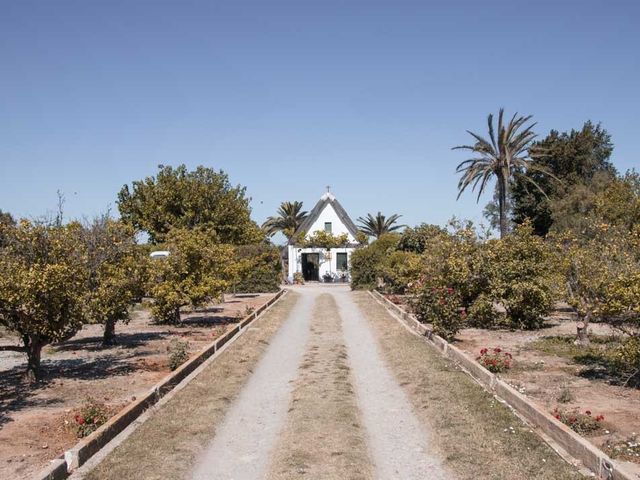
[34,289,288,480]
[368,290,639,480]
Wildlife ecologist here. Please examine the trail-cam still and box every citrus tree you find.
[118,164,263,244]
[82,216,147,345]
[148,228,235,323]
[0,219,88,381]
[559,224,640,345]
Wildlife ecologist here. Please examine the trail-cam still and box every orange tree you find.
[148,228,236,324]
[0,219,88,381]
[82,216,148,345]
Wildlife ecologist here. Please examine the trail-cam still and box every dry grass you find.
[83,291,299,480]
[266,293,373,480]
[353,292,581,480]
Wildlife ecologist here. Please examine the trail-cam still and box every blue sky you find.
[1,0,638,233]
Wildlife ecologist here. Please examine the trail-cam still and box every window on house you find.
[336,252,348,271]
[324,222,332,233]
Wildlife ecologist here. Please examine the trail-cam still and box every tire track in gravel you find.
[266,293,373,480]
[336,289,452,480]
[190,289,316,480]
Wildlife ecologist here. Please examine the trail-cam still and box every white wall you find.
[305,202,357,243]
[287,245,354,282]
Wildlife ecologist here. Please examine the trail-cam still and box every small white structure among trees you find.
[287,192,361,282]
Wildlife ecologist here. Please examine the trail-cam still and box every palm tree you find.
[453,108,551,238]
[262,201,308,241]
[357,212,404,238]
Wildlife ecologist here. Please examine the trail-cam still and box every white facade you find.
[287,193,360,283]
[304,203,357,243]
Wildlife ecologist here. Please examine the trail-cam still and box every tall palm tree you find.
[453,108,551,238]
[262,201,308,241]
[357,212,404,238]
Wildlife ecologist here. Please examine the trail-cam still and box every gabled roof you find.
[293,192,360,240]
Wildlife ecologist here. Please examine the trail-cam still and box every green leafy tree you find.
[512,121,616,235]
[118,164,262,244]
[233,243,282,293]
[453,109,551,238]
[148,228,235,324]
[357,212,404,238]
[262,201,308,241]
[82,216,147,345]
[557,222,640,346]
[0,220,88,381]
[592,170,640,230]
[0,209,16,247]
[478,222,558,329]
[397,223,447,254]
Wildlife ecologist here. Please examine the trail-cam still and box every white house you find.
[287,192,361,283]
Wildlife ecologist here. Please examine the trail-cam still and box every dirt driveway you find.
[78,285,582,480]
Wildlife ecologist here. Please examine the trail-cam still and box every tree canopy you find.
[118,164,262,244]
[262,201,308,240]
[357,212,404,238]
[454,109,549,238]
[512,121,616,235]
[0,219,88,380]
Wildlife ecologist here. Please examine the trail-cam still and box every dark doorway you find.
[301,253,320,281]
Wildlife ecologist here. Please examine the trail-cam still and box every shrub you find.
[380,250,422,294]
[552,407,604,435]
[503,281,553,330]
[350,233,400,290]
[233,243,281,293]
[293,272,305,285]
[482,223,558,329]
[73,399,111,438]
[477,347,513,373]
[412,286,465,341]
[467,294,502,328]
[397,223,447,254]
[168,339,190,371]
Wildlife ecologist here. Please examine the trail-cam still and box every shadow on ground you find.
[0,353,141,427]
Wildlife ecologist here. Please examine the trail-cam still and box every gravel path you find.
[336,289,451,480]
[190,285,451,480]
[190,291,314,480]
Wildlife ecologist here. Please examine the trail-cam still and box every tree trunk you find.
[498,173,508,239]
[103,318,117,346]
[173,306,181,324]
[575,312,591,346]
[23,334,44,382]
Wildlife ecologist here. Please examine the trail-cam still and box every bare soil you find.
[0,292,276,480]
[359,292,581,480]
[81,291,296,480]
[453,313,640,473]
[266,293,373,480]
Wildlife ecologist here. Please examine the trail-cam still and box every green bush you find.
[168,339,190,371]
[397,223,447,253]
[350,233,400,290]
[467,294,503,328]
[234,243,281,293]
[380,250,422,294]
[411,286,465,341]
[504,281,553,330]
[73,399,111,438]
